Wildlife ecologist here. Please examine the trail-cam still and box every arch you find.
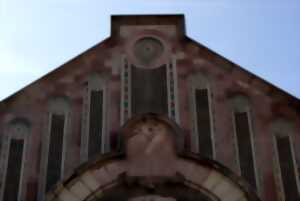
[270,118,295,136]
[229,95,251,113]
[48,96,71,114]
[121,56,179,125]
[45,115,260,201]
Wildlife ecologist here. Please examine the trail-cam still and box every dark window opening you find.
[88,90,103,159]
[4,139,24,201]
[195,89,213,158]
[234,112,257,190]
[46,114,65,192]
[276,135,299,201]
[131,65,168,115]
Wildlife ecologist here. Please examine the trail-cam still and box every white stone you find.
[58,189,80,201]
[202,171,223,190]
[80,172,100,191]
[69,180,91,200]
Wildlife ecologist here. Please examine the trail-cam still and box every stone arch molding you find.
[229,95,251,113]
[45,114,260,201]
[7,118,31,139]
[270,118,296,137]
[48,96,71,114]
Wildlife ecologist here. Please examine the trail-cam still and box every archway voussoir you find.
[212,178,238,198]
[68,180,92,200]
[80,172,101,191]
[58,189,80,201]
[221,185,245,201]
[202,171,224,190]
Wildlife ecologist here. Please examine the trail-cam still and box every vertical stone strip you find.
[167,60,179,123]
[121,58,131,124]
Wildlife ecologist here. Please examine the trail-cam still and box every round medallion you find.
[133,37,164,65]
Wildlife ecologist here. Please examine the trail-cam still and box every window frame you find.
[121,56,179,125]
[230,96,261,196]
[189,73,215,158]
[272,132,300,201]
[38,98,70,201]
[81,74,109,162]
[0,120,29,201]
[231,108,260,192]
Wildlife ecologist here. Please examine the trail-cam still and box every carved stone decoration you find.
[123,115,178,176]
[133,37,164,66]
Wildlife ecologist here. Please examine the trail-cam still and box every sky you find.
[0,0,300,101]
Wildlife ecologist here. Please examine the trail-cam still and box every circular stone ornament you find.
[133,37,164,65]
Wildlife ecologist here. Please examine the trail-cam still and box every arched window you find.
[38,97,70,200]
[189,73,215,158]
[0,118,30,201]
[271,119,300,201]
[121,56,179,125]
[81,74,109,162]
[121,36,179,125]
[230,95,259,191]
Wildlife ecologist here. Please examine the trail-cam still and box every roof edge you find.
[185,36,300,106]
[0,36,112,106]
[111,14,186,37]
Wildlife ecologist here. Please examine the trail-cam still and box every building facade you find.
[0,15,300,201]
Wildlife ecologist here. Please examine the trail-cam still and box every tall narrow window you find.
[275,135,299,201]
[81,74,108,162]
[88,90,103,159]
[131,65,168,115]
[1,119,29,201]
[234,111,257,189]
[46,114,65,192]
[39,97,70,200]
[195,88,213,158]
[3,139,24,201]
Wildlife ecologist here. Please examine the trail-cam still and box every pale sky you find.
[0,0,300,101]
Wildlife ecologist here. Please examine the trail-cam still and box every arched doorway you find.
[45,114,260,201]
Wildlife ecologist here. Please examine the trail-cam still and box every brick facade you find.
[0,15,299,201]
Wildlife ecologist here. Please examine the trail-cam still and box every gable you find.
[1,15,299,116]
[0,14,299,201]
